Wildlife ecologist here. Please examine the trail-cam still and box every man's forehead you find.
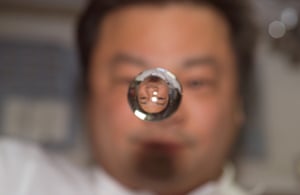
[101,3,226,29]
[93,2,234,74]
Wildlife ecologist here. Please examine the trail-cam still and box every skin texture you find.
[87,4,244,195]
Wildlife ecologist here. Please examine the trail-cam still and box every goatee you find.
[134,143,177,181]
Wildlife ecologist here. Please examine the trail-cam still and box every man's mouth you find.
[129,129,197,151]
[141,141,184,154]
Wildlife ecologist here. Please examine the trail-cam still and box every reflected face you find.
[138,76,169,113]
[87,4,244,193]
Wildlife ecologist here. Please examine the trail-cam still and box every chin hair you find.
[134,148,177,182]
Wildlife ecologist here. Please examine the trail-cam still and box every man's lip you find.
[141,141,184,153]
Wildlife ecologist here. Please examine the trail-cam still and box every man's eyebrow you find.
[109,53,149,69]
[181,56,219,69]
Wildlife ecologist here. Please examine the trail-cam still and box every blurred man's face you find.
[88,4,244,194]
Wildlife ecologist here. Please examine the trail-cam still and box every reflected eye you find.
[139,96,147,104]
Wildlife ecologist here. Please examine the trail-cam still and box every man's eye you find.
[186,79,211,88]
[114,77,134,84]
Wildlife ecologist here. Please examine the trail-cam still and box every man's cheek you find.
[102,95,139,137]
[191,105,226,150]
[190,101,224,131]
[109,94,133,117]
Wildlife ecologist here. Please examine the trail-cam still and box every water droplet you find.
[268,21,286,39]
[128,68,182,121]
[281,8,298,30]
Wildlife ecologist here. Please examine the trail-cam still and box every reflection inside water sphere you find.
[128,68,182,121]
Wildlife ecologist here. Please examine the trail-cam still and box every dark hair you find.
[77,0,257,99]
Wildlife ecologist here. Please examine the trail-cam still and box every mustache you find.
[128,127,197,147]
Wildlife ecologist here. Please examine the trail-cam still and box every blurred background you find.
[0,0,299,194]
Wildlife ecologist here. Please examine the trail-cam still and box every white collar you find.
[189,164,242,195]
[92,164,247,195]
[93,168,152,195]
